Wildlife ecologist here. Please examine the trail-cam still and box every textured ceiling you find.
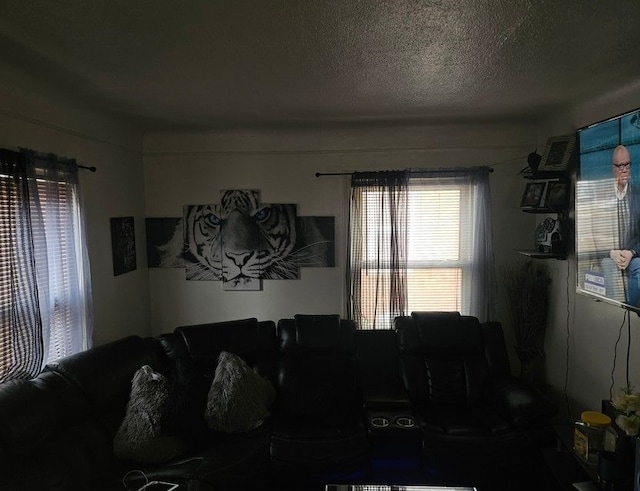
[1,1,640,130]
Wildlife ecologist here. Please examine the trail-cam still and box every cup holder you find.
[394,416,416,428]
[369,416,390,428]
[369,414,416,430]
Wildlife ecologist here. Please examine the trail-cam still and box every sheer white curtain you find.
[0,149,92,382]
[24,150,93,365]
[466,169,496,321]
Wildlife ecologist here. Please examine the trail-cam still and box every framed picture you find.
[538,134,577,173]
[520,182,546,208]
[544,181,568,209]
[111,216,137,276]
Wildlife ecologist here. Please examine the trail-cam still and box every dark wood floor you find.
[276,450,565,491]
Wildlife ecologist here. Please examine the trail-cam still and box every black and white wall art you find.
[145,190,335,290]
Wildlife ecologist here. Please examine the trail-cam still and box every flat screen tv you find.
[576,107,640,312]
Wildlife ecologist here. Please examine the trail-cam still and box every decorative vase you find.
[515,345,545,385]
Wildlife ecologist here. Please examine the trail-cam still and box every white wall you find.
[543,80,640,422]
[0,62,150,347]
[144,121,540,365]
[9,44,623,419]
[4,37,639,415]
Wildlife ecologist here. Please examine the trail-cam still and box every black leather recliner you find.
[270,314,370,487]
[394,311,557,486]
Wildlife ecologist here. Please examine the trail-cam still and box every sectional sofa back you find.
[45,335,168,436]
[163,317,278,382]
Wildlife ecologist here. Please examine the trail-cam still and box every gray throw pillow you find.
[205,351,276,433]
[113,365,187,463]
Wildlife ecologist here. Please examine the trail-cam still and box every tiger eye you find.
[204,213,222,227]
[254,207,271,222]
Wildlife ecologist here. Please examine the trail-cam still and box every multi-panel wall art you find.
[146,190,335,290]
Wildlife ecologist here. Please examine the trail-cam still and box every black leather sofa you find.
[0,313,556,491]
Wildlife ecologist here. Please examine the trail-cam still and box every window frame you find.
[349,171,487,329]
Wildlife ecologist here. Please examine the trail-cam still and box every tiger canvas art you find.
[146,189,335,290]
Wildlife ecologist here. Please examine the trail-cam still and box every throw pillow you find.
[205,351,276,433]
[113,365,187,464]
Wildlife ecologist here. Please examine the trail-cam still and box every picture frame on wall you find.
[544,181,568,209]
[520,182,546,209]
[111,216,137,276]
[538,134,576,173]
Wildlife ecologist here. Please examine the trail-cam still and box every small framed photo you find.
[544,181,568,209]
[111,216,137,276]
[538,134,577,173]
[520,182,546,208]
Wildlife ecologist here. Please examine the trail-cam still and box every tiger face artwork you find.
[154,189,334,289]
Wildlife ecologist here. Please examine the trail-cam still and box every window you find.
[348,169,494,329]
[0,150,92,381]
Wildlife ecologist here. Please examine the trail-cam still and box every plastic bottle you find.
[574,410,612,465]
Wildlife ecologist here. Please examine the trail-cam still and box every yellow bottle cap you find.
[581,410,612,428]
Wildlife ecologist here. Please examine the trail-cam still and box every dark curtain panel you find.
[0,150,44,380]
[348,170,409,329]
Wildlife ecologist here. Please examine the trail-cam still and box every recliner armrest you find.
[362,385,411,410]
[485,377,557,428]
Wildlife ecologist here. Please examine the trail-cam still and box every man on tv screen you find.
[591,145,640,306]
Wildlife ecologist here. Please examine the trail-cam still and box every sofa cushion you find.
[113,365,187,464]
[205,351,276,433]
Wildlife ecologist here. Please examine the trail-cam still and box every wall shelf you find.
[519,168,569,260]
[517,250,566,260]
[523,170,568,180]
[521,207,566,215]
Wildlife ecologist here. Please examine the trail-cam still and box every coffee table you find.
[325,485,477,490]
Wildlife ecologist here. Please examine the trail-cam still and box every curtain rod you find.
[316,166,493,177]
[2,147,97,172]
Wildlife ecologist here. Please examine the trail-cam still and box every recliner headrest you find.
[410,312,482,354]
[294,314,342,348]
[411,311,461,328]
